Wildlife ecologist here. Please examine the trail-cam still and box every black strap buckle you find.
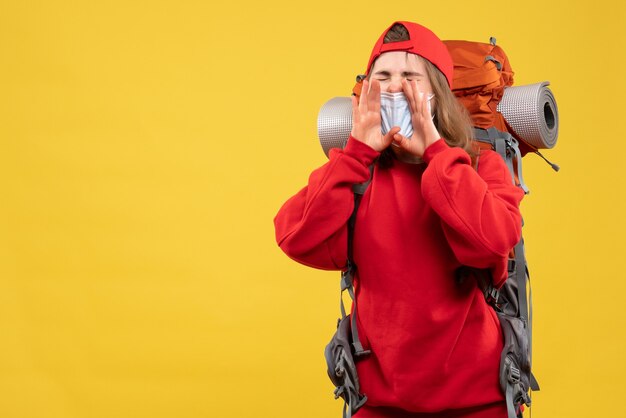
[508,259,516,273]
[485,286,500,305]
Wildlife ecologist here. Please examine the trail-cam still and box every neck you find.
[392,147,423,164]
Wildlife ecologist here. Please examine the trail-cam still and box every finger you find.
[394,131,424,156]
[402,79,416,115]
[392,132,408,149]
[426,93,435,119]
[351,95,359,124]
[421,91,431,121]
[360,79,369,113]
[420,90,429,117]
[383,126,401,147]
[414,90,423,118]
[411,81,424,120]
[408,80,418,115]
[368,79,381,114]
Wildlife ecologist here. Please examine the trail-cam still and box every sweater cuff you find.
[422,138,449,164]
[342,135,380,166]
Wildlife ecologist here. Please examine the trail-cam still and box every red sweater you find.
[274,136,524,413]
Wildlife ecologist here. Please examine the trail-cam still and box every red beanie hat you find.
[365,21,454,88]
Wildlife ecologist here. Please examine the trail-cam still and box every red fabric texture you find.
[365,21,454,88]
[274,137,524,413]
[356,401,507,418]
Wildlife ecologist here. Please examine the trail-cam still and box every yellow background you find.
[1,0,624,417]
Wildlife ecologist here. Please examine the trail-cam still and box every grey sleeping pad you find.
[317,82,559,159]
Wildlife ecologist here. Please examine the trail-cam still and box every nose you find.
[387,77,403,93]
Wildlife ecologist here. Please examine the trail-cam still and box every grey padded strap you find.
[474,127,513,183]
[473,127,529,194]
[527,266,540,392]
[339,268,368,355]
[494,137,516,186]
[510,138,530,194]
[472,127,491,142]
[339,269,350,319]
[505,383,518,418]
[514,240,528,322]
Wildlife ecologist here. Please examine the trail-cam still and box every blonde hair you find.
[421,56,475,158]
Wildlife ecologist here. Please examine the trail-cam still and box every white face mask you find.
[380,92,435,138]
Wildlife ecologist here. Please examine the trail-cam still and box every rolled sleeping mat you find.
[497,81,559,149]
[317,82,559,157]
[317,97,353,158]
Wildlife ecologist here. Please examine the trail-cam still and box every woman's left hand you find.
[391,79,442,158]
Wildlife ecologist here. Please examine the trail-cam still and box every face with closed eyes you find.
[368,51,434,96]
[367,51,437,163]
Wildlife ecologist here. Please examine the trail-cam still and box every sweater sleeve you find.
[274,136,380,270]
[421,139,525,288]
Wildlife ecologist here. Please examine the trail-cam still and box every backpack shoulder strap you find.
[339,164,374,357]
[471,130,541,416]
[473,127,530,194]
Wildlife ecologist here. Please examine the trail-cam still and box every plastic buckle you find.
[508,259,516,273]
[354,348,371,357]
[508,364,521,384]
[341,268,353,291]
[485,287,500,305]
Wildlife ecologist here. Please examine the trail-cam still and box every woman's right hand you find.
[351,79,400,152]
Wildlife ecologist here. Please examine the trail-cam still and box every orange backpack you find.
[445,38,559,165]
[444,39,514,133]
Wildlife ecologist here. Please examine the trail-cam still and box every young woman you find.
[274,21,524,418]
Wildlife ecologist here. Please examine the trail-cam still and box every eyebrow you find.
[373,70,424,77]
